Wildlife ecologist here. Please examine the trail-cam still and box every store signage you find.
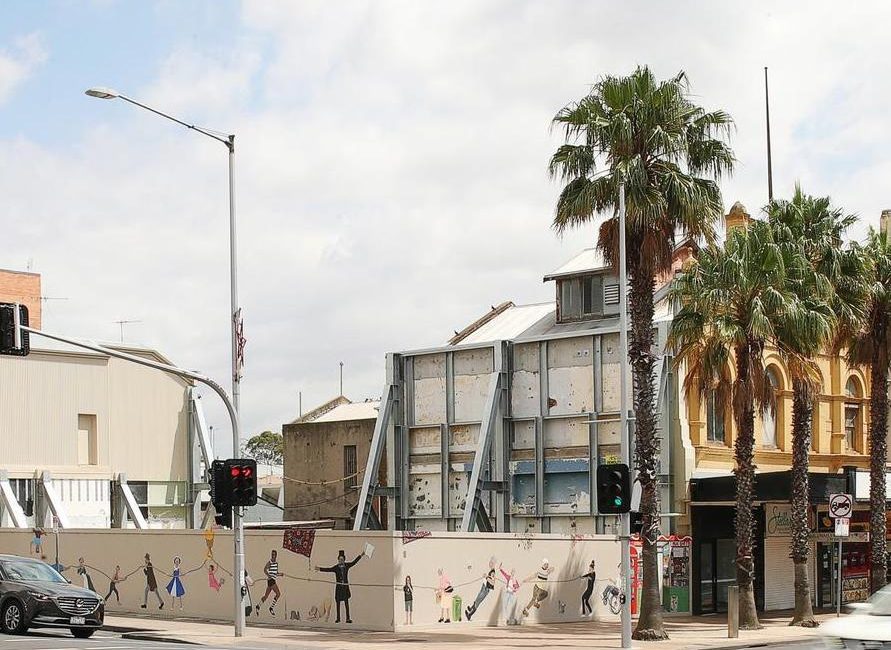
[835,517,850,537]
[765,503,793,537]
[854,470,891,501]
[829,493,853,519]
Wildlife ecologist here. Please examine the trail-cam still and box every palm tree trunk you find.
[733,345,762,630]
[789,380,817,627]
[869,357,889,594]
[628,268,668,641]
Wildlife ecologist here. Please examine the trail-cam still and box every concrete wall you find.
[0,528,620,631]
[282,418,378,527]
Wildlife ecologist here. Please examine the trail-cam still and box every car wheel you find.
[1,600,28,635]
[71,628,95,639]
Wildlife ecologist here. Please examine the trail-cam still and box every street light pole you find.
[85,87,245,637]
[617,183,632,649]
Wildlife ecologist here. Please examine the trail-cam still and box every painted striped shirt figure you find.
[257,550,281,616]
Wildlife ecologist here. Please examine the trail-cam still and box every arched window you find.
[762,367,781,448]
[706,393,726,444]
[845,377,863,452]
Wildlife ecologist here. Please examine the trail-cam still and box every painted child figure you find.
[166,556,186,610]
[208,563,226,592]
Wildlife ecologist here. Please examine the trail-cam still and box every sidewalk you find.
[105,611,833,649]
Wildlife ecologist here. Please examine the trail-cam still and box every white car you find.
[821,587,891,647]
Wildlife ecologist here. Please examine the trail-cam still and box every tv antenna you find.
[114,319,142,342]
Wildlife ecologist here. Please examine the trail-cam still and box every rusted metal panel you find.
[448,468,471,514]
[453,348,493,422]
[511,369,539,417]
[408,426,441,454]
[545,338,594,415]
[407,465,441,517]
[512,420,535,450]
[413,377,446,425]
[543,417,589,448]
[449,423,479,452]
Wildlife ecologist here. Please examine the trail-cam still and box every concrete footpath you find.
[104,611,835,649]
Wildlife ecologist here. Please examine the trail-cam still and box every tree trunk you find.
[629,267,668,641]
[733,345,762,630]
[789,380,817,627]
[869,357,889,594]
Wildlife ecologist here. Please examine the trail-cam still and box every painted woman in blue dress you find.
[166,556,186,610]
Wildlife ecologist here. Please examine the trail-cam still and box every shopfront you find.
[814,508,871,607]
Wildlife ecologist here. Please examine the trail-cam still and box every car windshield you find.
[0,559,67,584]
[869,585,891,615]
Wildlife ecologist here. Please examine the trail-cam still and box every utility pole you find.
[764,67,774,202]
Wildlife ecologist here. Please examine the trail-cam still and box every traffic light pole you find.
[19,325,246,638]
[617,184,632,649]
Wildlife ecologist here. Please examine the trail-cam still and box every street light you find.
[85,86,246,637]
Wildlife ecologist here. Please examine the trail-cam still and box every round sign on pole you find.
[829,493,853,519]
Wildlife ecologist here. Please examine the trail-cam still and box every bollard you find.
[727,586,739,638]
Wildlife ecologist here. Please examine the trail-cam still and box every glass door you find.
[700,541,714,612]
[715,539,736,613]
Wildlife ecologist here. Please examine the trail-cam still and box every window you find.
[77,414,98,465]
[845,377,862,452]
[344,445,358,490]
[9,479,33,517]
[559,276,604,321]
[706,394,726,444]
[762,367,780,448]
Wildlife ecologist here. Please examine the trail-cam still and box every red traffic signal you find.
[223,458,258,507]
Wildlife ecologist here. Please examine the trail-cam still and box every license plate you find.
[70,616,86,625]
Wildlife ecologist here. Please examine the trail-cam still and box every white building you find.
[0,337,210,529]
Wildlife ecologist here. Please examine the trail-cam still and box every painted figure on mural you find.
[76,557,96,593]
[204,527,216,560]
[242,570,254,618]
[521,558,554,618]
[580,560,596,616]
[465,567,497,621]
[498,564,521,625]
[257,549,282,616]
[166,556,186,610]
[402,575,413,625]
[105,565,126,603]
[30,528,46,559]
[207,563,226,592]
[435,567,453,623]
[141,553,164,610]
[316,549,364,624]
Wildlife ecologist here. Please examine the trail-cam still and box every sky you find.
[2,1,891,456]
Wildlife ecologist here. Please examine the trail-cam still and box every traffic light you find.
[597,463,631,515]
[0,303,29,356]
[214,504,232,528]
[225,459,257,507]
[209,459,227,506]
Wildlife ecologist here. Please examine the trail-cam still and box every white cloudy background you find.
[1,1,890,454]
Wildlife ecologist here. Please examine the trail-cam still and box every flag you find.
[283,529,315,558]
[401,529,431,545]
[234,308,246,380]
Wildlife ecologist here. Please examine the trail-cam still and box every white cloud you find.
[3,1,891,452]
[0,32,47,105]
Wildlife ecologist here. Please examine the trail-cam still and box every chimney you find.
[881,209,891,237]
[725,201,751,234]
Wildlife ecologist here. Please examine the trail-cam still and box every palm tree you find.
[846,229,891,593]
[669,220,806,630]
[549,66,734,641]
[767,187,864,626]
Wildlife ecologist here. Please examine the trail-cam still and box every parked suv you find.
[0,554,104,638]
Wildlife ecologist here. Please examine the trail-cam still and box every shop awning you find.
[690,470,848,504]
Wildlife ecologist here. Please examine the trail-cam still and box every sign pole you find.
[836,539,842,617]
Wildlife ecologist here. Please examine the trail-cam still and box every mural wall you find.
[393,531,621,627]
[0,528,620,631]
